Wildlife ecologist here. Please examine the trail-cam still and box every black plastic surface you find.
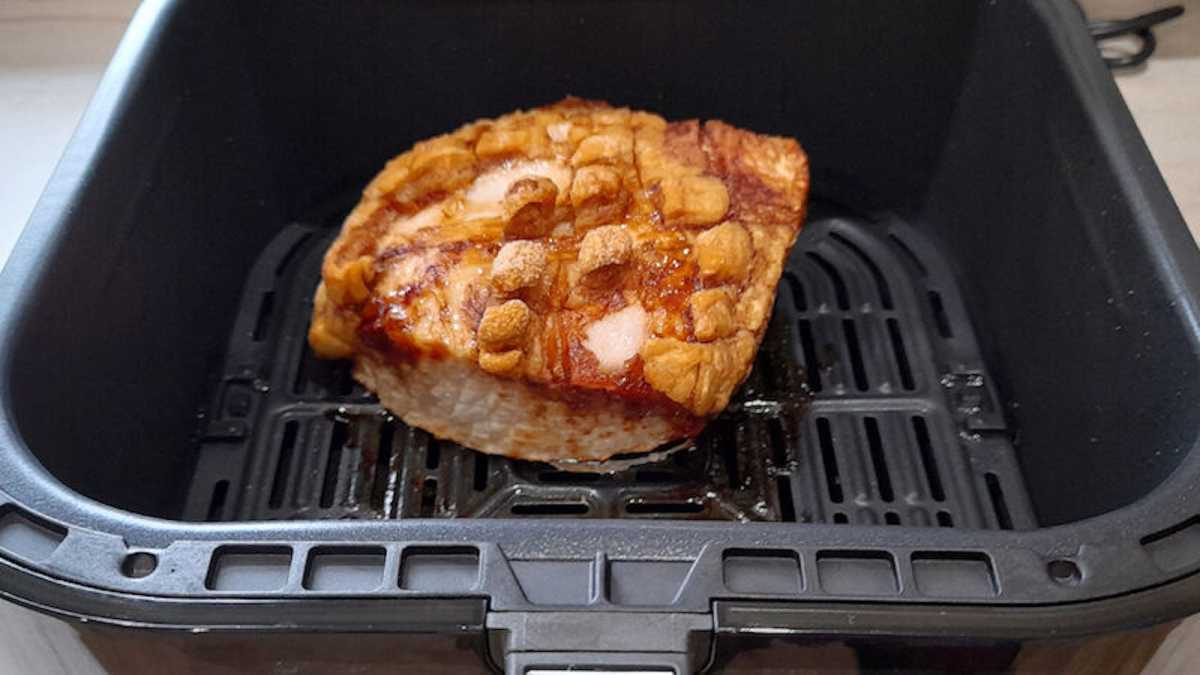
[1,0,1199,663]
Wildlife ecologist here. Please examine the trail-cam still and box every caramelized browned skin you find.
[311,98,808,429]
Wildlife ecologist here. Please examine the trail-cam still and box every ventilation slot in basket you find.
[426,439,442,470]
[776,476,797,522]
[511,502,589,516]
[419,479,438,517]
[864,418,894,503]
[625,501,705,515]
[472,453,489,492]
[817,417,843,504]
[767,418,789,467]
[370,421,396,513]
[319,420,349,509]
[842,320,869,391]
[635,469,675,483]
[929,290,953,339]
[785,272,807,311]
[831,232,893,309]
[537,470,600,483]
[714,420,741,487]
[986,472,1014,530]
[887,318,915,391]
[913,416,946,502]
[270,421,299,509]
[797,319,823,391]
[206,480,229,522]
[807,251,849,310]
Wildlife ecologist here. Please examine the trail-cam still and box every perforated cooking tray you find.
[2,1,1200,673]
[186,205,1035,533]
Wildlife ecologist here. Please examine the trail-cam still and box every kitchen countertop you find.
[1,1,1197,673]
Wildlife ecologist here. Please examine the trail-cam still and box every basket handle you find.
[503,651,690,675]
[487,610,711,674]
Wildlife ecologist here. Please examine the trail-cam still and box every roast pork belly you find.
[309,99,809,462]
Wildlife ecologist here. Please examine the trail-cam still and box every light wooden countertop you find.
[0,1,1197,673]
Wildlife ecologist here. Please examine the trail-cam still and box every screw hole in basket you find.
[121,552,158,579]
[1047,559,1081,585]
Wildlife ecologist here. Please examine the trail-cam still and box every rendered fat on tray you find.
[309,98,809,463]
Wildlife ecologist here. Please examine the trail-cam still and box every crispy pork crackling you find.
[309,99,809,462]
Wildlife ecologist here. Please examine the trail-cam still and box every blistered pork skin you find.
[309,98,809,462]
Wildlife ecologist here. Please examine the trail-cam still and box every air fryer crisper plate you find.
[185,202,1035,530]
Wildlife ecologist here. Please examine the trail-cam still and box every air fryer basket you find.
[1,1,1199,672]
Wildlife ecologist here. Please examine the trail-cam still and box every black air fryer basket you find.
[1,1,1199,672]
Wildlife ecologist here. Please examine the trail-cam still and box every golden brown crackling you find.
[641,331,757,416]
[477,127,533,158]
[569,164,628,229]
[504,176,559,239]
[310,98,809,424]
[656,175,729,227]
[636,119,730,227]
[476,111,559,160]
[577,225,632,286]
[735,222,795,334]
[571,127,634,166]
[695,221,753,284]
[688,288,736,342]
[478,299,532,352]
[662,120,706,166]
[479,349,523,375]
[322,255,376,305]
[368,133,479,205]
[701,120,809,225]
[491,240,548,293]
